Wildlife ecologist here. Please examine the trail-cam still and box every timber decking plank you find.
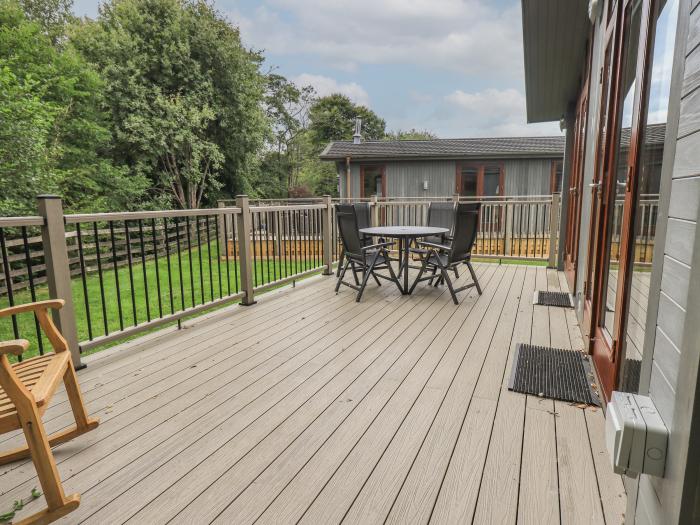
[123,269,466,524]
[294,266,507,525]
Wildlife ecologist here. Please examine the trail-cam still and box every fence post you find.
[452,193,460,203]
[548,193,561,268]
[322,195,333,275]
[37,195,83,368]
[370,195,379,226]
[235,195,256,305]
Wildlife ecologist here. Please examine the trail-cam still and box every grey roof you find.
[320,135,566,161]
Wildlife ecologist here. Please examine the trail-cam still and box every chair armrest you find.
[361,241,395,252]
[0,299,65,318]
[0,339,29,356]
[416,241,451,252]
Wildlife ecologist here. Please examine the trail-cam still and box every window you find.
[551,160,564,193]
[456,163,504,197]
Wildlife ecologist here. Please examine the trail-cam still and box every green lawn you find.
[1,240,322,360]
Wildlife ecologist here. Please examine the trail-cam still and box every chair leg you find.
[453,266,459,279]
[466,262,482,295]
[441,267,459,305]
[336,249,344,277]
[428,266,438,286]
[335,259,350,293]
[63,364,100,433]
[408,256,430,295]
[349,261,361,286]
[14,398,80,523]
[383,251,403,293]
[371,271,382,286]
[356,254,377,302]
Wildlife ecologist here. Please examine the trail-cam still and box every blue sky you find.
[73,0,562,138]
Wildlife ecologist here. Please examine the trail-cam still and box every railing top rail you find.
[250,204,326,212]
[64,207,242,224]
[0,216,45,228]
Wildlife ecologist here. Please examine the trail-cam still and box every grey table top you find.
[359,226,449,237]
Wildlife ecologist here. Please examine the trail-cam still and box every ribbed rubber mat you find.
[534,291,573,308]
[508,344,600,406]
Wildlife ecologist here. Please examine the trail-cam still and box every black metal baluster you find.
[251,213,258,287]
[163,218,176,317]
[93,222,110,335]
[75,223,93,341]
[175,217,187,321]
[124,221,138,326]
[195,216,205,304]
[151,218,163,318]
[185,216,196,307]
[138,220,151,322]
[21,226,44,354]
[205,215,214,301]
[265,212,271,283]
[214,215,223,298]
[223,214,231,296]
[0,228,20,359]
[231,215,239,292]
[109,221,124,331]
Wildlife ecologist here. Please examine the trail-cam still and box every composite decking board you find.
[242,272,499,525]
[0,264,625,524]
[123,268,476,524]
[211,267,501,525]
[548,269,606,525]
[386,267,525,525]
[0,285,360,479]
[38,283,407,523]
[0,281,340,451]
[518,268,561,525]
[344,266,520,524]
[471,266,536,525]
[294,266,508,525]
[0,287,371,492]
[4,281,402,518]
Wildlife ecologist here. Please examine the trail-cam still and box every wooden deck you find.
[0,263,626,524]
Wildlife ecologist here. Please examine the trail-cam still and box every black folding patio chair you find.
[336,202,373,277]
[335,205,401,302]
[425,201,456,243]
[409,203,483,304]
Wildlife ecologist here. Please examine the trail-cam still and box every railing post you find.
[371,195,379,226]
[235,195,256,305]
[322,195,333,275]
[452,193,460,203]
[548,193,561,268]
[505,201,513,256]
[37,195,83,368]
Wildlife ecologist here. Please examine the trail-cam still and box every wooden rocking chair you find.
[0,300,99,525]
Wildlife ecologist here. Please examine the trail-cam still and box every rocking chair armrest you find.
[416,241,451,252]
[361,241,394,252]
[0,299,65,318]
[0,339,29,356]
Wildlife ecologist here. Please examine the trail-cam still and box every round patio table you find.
[360,226,449,295]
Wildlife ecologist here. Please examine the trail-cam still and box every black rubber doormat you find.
[508,344,600,406]
[533,291,574,308]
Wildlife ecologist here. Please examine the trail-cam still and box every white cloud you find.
[292,73,370,106]
[228,0,523,79]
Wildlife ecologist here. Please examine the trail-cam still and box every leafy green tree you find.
[385,129,438,140]
[19,0,73,43]
[308,94,385,150]
[0,0,148,215]
[70,0,268,207]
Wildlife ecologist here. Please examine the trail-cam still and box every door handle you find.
[589,181,602,188]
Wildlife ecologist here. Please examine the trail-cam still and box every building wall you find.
[635,1,700,523]
[337,158,560,198]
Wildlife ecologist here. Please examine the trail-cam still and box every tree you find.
[0,0,148,215]
[385,129,438,140]
[19,0,73,43]
[308,94,385,151]
[70,0,268,208]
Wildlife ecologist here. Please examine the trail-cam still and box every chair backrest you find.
[354,202,372,231]
[336,204,363,258]
[449,203,481,262]
[427,202,456,233]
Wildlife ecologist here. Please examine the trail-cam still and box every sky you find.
[72,0,563,139]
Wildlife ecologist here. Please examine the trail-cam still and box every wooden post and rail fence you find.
[0,192,620,367]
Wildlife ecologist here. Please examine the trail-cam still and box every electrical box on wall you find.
[606,391,668,478]
[422,180,429,191]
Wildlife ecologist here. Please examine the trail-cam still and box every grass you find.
[1,240,323,360]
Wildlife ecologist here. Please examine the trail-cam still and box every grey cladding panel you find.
[649,360,676,426]
[664,218,696,265]
[657,292,686,350]
[689,5,700,56]
[678,88,700,137]
[503,159,553,196]
[668,176,700,221]
[653,327,681,396]
[683,44,700,96]
[385,161,455,197]
[673,134,700,178]
[660,255,691,309]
